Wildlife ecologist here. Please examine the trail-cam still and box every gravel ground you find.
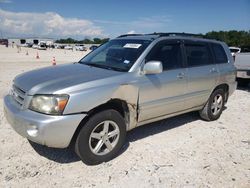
[0,45,250,188]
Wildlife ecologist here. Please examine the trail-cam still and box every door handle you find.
[177,72,185,79]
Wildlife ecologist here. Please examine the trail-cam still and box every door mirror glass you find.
[143,61,163,74]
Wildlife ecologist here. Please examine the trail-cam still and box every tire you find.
[75,109,126,165]
[199,89,225,121]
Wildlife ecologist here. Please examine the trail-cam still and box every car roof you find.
[115,33,222,44]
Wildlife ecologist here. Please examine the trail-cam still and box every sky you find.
[0,0,249,39]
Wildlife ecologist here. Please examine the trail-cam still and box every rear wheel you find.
[199,89,225,121]
[75,109,126,165]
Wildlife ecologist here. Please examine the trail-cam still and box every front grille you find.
[11,85,26,106]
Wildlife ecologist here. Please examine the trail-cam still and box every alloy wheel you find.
[211,94,223,116]
[89,120,120,156]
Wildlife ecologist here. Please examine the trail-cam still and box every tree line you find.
[55,38,110,44]
[56,30,250,47]
[204,30,250,47]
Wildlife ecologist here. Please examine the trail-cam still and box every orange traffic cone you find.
[36,52,40,59]
[26,50,29,55]
[52,57,56,66]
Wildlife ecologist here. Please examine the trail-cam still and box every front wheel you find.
[75,109,126,165]
[199,89,225,121]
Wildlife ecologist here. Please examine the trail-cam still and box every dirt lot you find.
[0,45,250,187]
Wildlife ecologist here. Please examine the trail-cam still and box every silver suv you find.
[4,33,237,165]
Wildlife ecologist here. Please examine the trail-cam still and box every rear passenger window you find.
[146,41,183,70]
[212,44,228,64]
[185,43,212,67]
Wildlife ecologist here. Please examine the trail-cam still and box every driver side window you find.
[146,41,183,70]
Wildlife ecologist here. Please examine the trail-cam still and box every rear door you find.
[184,40,218,108]
[138,39,187,122]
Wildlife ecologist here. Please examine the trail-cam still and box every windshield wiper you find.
[107,67,127,72]
[83,62,126,72]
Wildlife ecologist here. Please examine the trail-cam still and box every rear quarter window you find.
[212,43,228,64]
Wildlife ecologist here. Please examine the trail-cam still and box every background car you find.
[89,45,98,51]
[75,44,87,51]
[37,43,47,50]
[32,44,39,49]
[26,43,33,48]
[64,45,73,50]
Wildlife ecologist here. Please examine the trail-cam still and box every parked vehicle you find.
[0,39,8,46]
[26,43,33,48]
[37,43,47,50]
[229,47,241,55]
[4,33,237,165]
[64,45,73,50]
[32,44,39,49]
[89,45,98,51]
[75,44,87,51]
[229,47,241,61]
[54,44,63,49]
[234,47,250,86]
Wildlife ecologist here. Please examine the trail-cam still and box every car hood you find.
[14,63,123,95]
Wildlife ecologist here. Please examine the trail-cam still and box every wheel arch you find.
[212,83,229,102]
[69,98,136,148]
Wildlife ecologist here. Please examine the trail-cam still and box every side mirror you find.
[143,61,163,75]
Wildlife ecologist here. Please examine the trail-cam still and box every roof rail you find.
[117,34,143,38]
[148,32,204,38]
[117,32,205,39]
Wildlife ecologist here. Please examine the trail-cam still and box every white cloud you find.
[0,0,12,3]
[0,9,104,38]
[94,16,171,29]
[94,15,172,36]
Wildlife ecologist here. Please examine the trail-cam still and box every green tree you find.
[93,38,102,44]
[101,38,110,44]
[205,30,250,47]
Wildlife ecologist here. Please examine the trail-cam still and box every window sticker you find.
[123,60,130,64]
[123,43,142,49]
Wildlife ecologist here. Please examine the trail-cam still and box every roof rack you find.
[117,32,205,39]
[147,32,205,38]
[117,34,144,38]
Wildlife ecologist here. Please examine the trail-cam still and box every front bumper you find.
[4,95,86,148]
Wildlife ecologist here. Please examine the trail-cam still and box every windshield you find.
[79,39,152,72]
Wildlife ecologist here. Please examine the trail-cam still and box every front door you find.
[137,40,187,122]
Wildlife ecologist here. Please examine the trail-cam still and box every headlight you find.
[29,95,69,115]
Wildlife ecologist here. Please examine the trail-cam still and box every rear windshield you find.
[79,39,151,72]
